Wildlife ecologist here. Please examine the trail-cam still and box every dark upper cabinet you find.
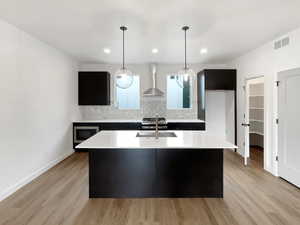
[78,71,110,105]
[198,69,236,90]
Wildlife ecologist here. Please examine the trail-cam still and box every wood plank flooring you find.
[0,150,299,225]
[250,147,264,168]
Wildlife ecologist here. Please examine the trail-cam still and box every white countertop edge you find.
[166,119,205,123]
[73,119,205,123]
[75,130,237,150]
[76,146,237,149]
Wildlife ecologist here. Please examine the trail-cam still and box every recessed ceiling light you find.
[152,48,159,54]
[200,48,208,54]
[103,48,111,54]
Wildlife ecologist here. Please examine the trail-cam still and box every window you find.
[116,75,140,109]
[167,75,192,109]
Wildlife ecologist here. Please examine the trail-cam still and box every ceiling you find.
[1,0,300,64]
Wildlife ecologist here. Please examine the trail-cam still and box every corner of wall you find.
[0,150,73,202]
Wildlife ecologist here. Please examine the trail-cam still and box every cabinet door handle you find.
[241,123,250,127]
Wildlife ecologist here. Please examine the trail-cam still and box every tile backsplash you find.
[79,97,197,120]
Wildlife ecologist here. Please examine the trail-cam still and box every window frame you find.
[166,74,193,110]
[115,75,141,110]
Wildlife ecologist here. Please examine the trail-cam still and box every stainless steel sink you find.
[136,131,177,138]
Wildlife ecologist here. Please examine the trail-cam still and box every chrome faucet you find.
[155,114,159,139]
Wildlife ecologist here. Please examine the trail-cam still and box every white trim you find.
[243,76,269,169]
[277,68,300,186]
[0,150,73,202]
[273,75,279,176]
[243,78,250,165]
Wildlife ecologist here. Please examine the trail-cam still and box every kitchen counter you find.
[81,130,237,198]
[73,119,205,123]
[166,119,205,123]
[73,119,142,123]
[83,130,235,198]
[76,130,237,150]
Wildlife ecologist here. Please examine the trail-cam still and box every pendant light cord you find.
[122,28,125,69]
[120,26,127,70]
[182,26,189,70]
[184,28,187,69]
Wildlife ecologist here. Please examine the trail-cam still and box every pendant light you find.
[115,26,133,89]
[177,26,195,87]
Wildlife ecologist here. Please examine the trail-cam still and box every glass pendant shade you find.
[178,67,196,80]
[115,67,133,89]
[115,26,133,89]
[176,67,195,88]
[178,26,195,84]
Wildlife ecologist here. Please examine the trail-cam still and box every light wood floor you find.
[250,147,264,168]
[0,150,299,225]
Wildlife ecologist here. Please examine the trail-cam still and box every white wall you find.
[229,26,300,175]
[0,19,79,201]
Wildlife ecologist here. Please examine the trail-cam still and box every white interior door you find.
[278,69,300,187]
[242,81,250,165]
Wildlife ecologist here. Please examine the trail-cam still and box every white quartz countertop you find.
[166,119,204,123]
[76,130,237,149]
[73,119,205,123]
[74,119,142,123]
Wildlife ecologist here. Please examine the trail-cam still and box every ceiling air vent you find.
[274,40,281,50]
[282,37,290,47]
[274,37,290,50]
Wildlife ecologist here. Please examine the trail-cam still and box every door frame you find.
[243,76,268,168]
[277,68,300,186]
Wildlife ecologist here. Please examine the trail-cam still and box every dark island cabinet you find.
[167,122,205,130]
[88,148,223,198]
[89,149,156,198]
[156,149,223,197]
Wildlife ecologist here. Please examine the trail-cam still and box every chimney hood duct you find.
[143,64,164,97]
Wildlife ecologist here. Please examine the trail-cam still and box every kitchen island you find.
[76,130,237,198]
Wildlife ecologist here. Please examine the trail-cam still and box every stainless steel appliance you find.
[143,64,164,97]
[136,131,177,138]
[74,126,99,144]
[141,117,167,130]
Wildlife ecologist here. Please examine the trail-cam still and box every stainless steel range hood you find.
[143,64,164,97]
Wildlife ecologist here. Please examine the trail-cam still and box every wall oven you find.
[73,126,100,144]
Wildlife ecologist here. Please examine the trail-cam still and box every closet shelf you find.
[250,119,264,122]
[250,107,264,110]
[250,131,264,136]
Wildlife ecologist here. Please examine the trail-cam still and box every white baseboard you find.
[0,150,74,202]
